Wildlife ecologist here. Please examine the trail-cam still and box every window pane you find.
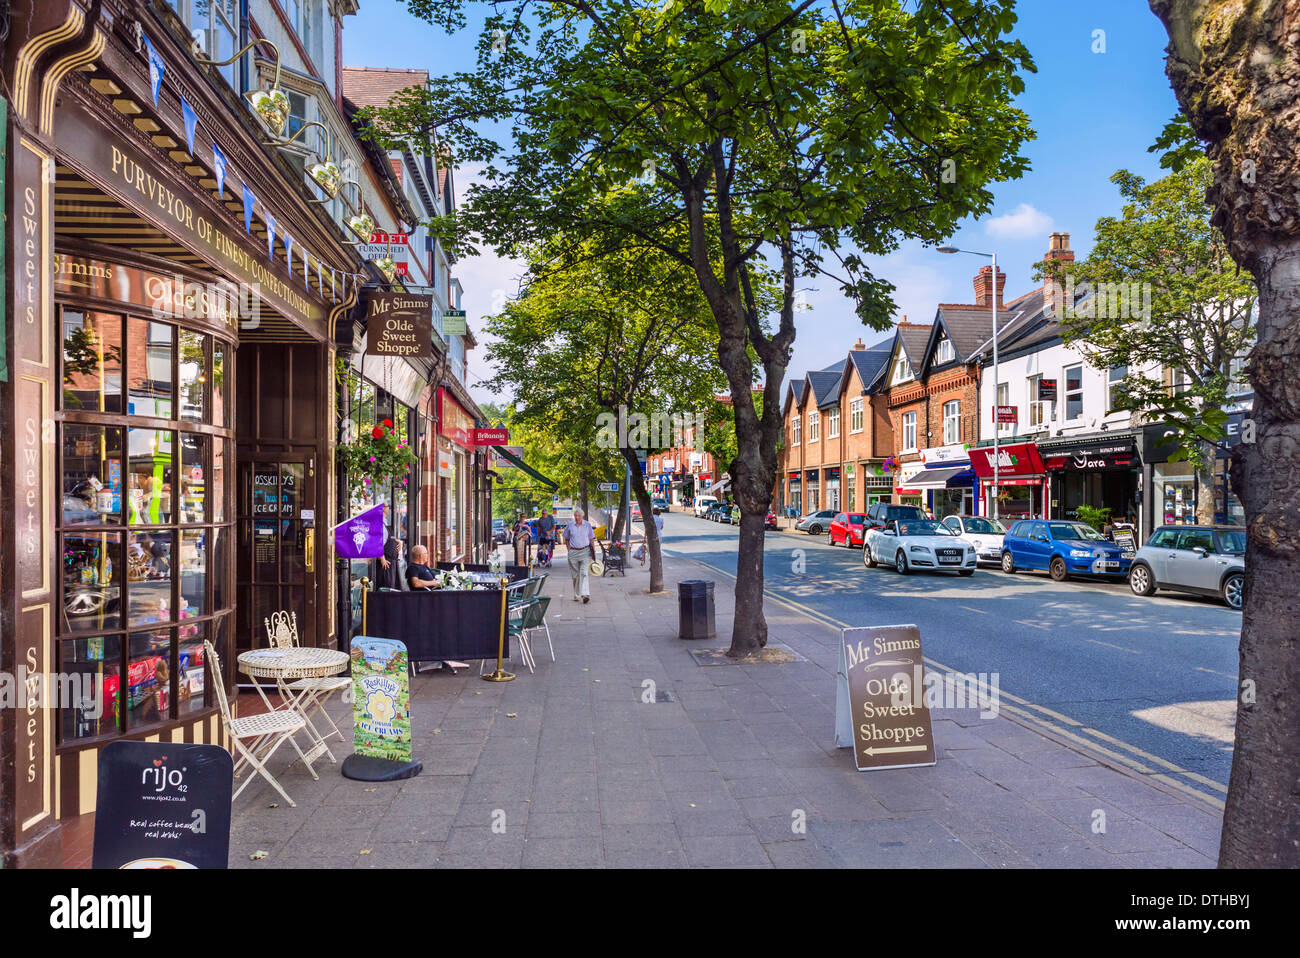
[281,463,305,583]
[127,428,175,524]
[213,438,228,522]
[212,340,229,428]
[211,526,228,612]
[178,329,207,423]
[62,311,123,413]
[128,530,173,625]
[62,533,123,633]
[178,621,208,718]
[128,628,174,726]
[60,635,123,740]
[127,318,174,418]
[180,432,209,523]
[179,528,208,617]
[63,424,125,525]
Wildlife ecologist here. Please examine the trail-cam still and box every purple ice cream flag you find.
[333,504,385,559]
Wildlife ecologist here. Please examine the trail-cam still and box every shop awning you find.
[491,445,557,491]
[706,474,731,496]
[908,466,970,489]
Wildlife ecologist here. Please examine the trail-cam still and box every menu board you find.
[1113,529,1137,553]
[92,741,233,869]
[834,625,936,771]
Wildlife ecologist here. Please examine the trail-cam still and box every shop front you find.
[893,462,925,509]
[825,466,842,511]
[804,469,820,511]
[1,3,353,864]
[910,444,977,518]
[1041,437,1141,527]
[436,385,490,563]
[970,442,1047,520]
[785,471,801,515]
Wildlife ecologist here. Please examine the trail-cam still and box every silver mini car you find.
[1128,525,1245,610]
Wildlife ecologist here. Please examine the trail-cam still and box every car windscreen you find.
[1217,530,1246,554]
[896,520,950,536]
[887,506,925,519]
[848,515,865,524]
[962,517,1005,534]
[1051,522,1103,541]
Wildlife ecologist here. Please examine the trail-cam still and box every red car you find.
[764,511,778,529]
[829,512,868,547]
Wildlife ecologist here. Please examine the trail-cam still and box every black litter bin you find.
[678,579,716,640]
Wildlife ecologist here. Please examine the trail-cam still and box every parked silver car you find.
[794,509,839,535]
[1128,525,1245,610]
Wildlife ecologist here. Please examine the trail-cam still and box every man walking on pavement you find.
[564,509,595,603]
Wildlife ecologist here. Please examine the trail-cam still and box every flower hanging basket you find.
[339,419,416,499]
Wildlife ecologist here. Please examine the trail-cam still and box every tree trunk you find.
[622,448,665,593]
[1218,237,1300,868]
[732,512,769,652]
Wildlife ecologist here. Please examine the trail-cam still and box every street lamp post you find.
[938,245,1000,521]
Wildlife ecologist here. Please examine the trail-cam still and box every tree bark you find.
[1150,0,1300,867]
[1218,237,1300,867]
[1194,442,1217,525]
[623,448,665,593]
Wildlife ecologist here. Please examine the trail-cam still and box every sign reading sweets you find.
[350,637,413,762]
[365,291,432,359]
[834,625,936,771]
[92,741,233,869]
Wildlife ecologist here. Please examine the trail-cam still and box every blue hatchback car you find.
[1000,519,1134,581]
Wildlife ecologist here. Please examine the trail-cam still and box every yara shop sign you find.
[350,637,412,762]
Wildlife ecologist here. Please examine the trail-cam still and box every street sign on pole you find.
[597,482,619,493]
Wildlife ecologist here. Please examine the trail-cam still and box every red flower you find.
[371,426,384,439]
[383,419,393,428]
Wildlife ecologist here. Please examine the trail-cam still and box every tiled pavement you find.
[229,550,1222,869]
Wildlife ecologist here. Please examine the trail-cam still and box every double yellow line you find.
[681,554,1227,811]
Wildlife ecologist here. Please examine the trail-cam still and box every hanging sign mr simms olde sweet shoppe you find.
[365,291,433,360]
[834,625,937,771]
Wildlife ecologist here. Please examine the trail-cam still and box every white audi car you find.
[940,514,1007,566]
[862,518,977,576]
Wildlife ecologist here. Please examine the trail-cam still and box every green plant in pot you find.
[339,419,417,499]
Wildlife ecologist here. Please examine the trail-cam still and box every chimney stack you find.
[973,266,1006,309]
[852,338,866,350]
[1042,232,1074,311]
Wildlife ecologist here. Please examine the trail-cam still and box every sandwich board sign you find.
[92,741,233,869]
[349,636,413,762]
[834,625,936,771]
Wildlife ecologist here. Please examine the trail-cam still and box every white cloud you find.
[984,203,1054,240]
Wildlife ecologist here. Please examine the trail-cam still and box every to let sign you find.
[442,309,468,336]
[995,405,1018,424]
[365,291,432,359]
[835,625,936,771]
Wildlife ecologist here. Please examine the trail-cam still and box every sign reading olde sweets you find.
[365,291,433,359]
[835,625,936,771]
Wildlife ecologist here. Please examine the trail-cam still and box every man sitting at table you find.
[404,546,467,671]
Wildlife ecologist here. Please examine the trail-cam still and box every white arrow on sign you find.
[862,745,928,756]
[597,482,619,492]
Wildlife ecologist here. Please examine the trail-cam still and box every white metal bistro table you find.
[237,647,350,768]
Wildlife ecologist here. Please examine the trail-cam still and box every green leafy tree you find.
[366,0,1034,654]
[484,238,730,591]
[1036,154,1257,522]
[1149,0,1300,867]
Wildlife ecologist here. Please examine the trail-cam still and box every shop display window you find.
[56,303,234,744]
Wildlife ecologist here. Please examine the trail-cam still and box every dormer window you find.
[892,355,912,384]
[935,338,954,364]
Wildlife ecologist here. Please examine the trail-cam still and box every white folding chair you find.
[205,639,317,808]
[264,610,350,744]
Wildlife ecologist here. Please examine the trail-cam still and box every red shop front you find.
[970,442,1047,521]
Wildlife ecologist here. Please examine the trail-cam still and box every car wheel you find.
[1000,552,1015,574]
[1129,563,1155,596]
[808,524,823,536]
[1222,572,1244,610]
[863,544,876,568]
[895,550,910,575]
[958,569,975,577]
[1049,557,1069,582]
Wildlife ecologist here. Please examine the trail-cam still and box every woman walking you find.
[512,513,531,567]
[563,510,595,603]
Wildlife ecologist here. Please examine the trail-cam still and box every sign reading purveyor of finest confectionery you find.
[92,741,233,869]
[365,291,433,359]
[350,637,413,762]
[834,625,936,771]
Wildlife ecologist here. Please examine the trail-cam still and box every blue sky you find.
[342,0,1182,400]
